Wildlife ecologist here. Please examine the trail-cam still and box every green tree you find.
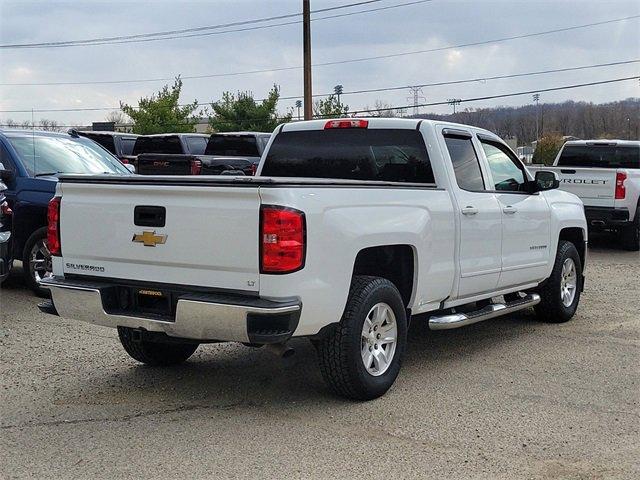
[120,77,199,134]
[313,94,349,118]
[532,133,565,165]
[209,85,290,132]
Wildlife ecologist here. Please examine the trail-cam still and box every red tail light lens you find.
[0,201,11,216]
[250,163,258,176]
[615,172,627,199]
[260,206,305,273]
[324,119,369,129]
[47,196,61,256]
[119,157,130,164]
[190,159,202,175]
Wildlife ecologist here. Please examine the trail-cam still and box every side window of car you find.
[186,137,207,155]
[480,141,527,192]
[443,134,485,191]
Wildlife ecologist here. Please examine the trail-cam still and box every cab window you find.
[443,134,485,191]
[480,141,527,192]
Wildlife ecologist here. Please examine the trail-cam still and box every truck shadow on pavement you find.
[49,309,543,415]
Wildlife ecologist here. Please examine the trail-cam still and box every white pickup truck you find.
[40,119,588,400]
[530,140,639,250]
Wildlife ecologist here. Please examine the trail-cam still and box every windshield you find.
[6,135,130,176]
[558,145,639,168]
[205,135,260,156]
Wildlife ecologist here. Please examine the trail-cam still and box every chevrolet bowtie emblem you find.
[132,231,167,247]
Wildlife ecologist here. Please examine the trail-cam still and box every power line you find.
[2,75,637,127]
[1,59,637,113]
[0,0,384,48]
[4,14,637,87]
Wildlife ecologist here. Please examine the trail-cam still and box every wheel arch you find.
[559,226,586,268]
[351,244,416,309]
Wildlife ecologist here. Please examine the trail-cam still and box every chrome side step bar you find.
[428,293,541,330]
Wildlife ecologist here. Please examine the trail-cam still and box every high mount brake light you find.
[190,159,202,175]
[47,196,61,256]
[324,119,369,129]
[615,171,627,200]
[260,206,305,274]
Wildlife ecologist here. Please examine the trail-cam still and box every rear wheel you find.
[534,240,582,323]
[315,276,407,400]
[117,327,199,366]
[22,227,52,297]
[620,206,639,251]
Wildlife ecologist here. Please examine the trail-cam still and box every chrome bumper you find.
[40,277,301,343]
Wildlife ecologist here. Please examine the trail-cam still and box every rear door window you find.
[132,136,183,155]
[205,135,261,156]
[120,137,137,155]
[558,145,640,168]
[262,129,435,183]
[185,136,207,155]
[443,135,485,191]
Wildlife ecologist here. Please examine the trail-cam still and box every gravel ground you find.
[1,236,638,479]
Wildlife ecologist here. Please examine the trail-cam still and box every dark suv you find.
[0,129,131,295]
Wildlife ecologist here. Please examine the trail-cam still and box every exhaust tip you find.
[264,342,295,358]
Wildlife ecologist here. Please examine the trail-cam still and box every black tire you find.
[620,206,639,251]
[117,327,199,366]
[534,240,582,323]
[315,275,408,401]
[22,227,52,298]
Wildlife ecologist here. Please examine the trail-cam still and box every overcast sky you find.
[1,0,638,126]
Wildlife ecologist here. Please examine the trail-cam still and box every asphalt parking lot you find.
[1,236,638,480]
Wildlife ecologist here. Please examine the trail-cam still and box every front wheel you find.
[534,240,582,323]
[22,227,53,297]
[118,327,199,366]
[315,276,407,400]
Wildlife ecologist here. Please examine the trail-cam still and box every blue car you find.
[0,129,131,296]
[0,177,10,284]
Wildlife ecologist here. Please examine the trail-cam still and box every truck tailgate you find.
[555,167,617,207]
[58,182,260,292]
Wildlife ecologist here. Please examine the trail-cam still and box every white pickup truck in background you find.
[530,140,640,250]
[40,118,588,400]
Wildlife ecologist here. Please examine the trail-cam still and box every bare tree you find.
[105,111,127,124]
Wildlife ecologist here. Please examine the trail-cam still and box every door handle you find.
[503,206,517,214]
[461,206,478,215]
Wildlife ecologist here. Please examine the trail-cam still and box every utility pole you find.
[447,98,461,114]
[334,84,343,105]
[303,0,313,120]
[407,86,425,116]
[533,93,540,141]
[295,100,302,121]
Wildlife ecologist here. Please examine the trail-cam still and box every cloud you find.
[1,0,638,124]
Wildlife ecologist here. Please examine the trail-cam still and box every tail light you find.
[47,196,61,256]
[615,172,627,200]
[260,206,305,273]
[0,201,11,216]
[119,157,130,164]
[324,119,369,129]
[250,163,258,176]
[190,159,202,175]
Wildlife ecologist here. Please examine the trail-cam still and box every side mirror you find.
[124,164,137,174]
[534,170,560,191]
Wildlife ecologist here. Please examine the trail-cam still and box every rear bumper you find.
[39,277,301,344]
[584,206,630,228]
